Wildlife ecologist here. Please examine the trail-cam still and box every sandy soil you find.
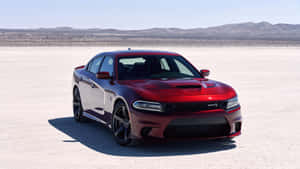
[0,46,300,169]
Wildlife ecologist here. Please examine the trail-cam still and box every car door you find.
[79,56,104,111]
[89,55,114,117]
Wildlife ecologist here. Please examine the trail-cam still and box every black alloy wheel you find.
[112,101,133,146]
[73,88,85,122]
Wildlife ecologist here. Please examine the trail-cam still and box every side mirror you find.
[96,72,111,79]
[200,69,210,78]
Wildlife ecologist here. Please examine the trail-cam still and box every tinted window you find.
[99,56,114,76]
[88,56,104,74]
[118,55,201,80]
[160,58,170,71]
[174,58,194,76]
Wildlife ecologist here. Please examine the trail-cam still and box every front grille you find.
[163,101,227,113]
[163,117,230,138]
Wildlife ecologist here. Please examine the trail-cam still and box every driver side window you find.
[88,56,104,74]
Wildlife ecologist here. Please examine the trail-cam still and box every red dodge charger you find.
[72,50,242,145]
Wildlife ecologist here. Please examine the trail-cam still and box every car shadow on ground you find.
[48,117,236,157]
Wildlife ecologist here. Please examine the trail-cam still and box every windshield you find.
[118,55,201,80]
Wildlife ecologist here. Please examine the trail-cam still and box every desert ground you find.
[0,46,300,169]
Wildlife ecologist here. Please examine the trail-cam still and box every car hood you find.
[118,78,237,102]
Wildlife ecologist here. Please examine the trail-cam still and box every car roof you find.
[98,49,181,57]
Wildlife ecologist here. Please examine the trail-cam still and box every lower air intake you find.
[163,117,230,138]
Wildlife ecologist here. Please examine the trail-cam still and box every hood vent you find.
[176,85,202,89]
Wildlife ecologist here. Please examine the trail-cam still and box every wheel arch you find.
[113,96,130,111]
[112,96,133,121]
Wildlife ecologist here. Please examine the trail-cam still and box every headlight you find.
[226,97,239,109]
[132,100,163,112]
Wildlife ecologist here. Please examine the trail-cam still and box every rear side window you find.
[160,58,170,71]
[99,56,114,76]
[88,56,104,74]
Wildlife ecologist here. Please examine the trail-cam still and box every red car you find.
[72,50,242,145]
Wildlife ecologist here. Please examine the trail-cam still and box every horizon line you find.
[1,21,300,31]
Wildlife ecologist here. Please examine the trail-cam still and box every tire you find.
[73,87,86,122]
[112,101,135,146]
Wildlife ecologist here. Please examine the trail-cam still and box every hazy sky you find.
[0,0,299,29]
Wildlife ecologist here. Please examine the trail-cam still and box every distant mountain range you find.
[1,22,300,46]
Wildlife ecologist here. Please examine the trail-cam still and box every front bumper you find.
[129,107,242,140]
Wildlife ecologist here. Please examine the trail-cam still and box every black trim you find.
[95,107,103,111]
[168,117,227,126]
[85,109,112,125]
[164,117,230,138]
[163,101,227,113]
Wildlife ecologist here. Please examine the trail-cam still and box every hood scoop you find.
[176,85,202,89]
